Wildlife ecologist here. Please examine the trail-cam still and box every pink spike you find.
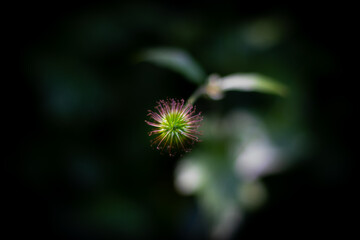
[145,120,161,127]
[156,131,171,149]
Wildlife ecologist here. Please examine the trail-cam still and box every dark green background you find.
[10,1,355,239]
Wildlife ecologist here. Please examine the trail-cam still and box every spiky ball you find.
[145,98,203,156]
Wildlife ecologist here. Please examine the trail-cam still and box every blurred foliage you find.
[142,43,294,238]
[138,47,206,84]
[174,109,303,238]
[12,1,354,239]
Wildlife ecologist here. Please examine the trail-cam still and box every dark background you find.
[9,1,355,239]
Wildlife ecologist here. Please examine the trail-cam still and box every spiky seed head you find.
[145,98,203,156]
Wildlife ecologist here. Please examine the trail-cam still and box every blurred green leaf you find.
[138,47,206,85]
[220,73,288,97]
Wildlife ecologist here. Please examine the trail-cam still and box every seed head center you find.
[163,114,186,133]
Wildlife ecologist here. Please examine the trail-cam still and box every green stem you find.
[186,86,206,106]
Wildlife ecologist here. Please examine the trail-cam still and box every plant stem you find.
[187,86,206,105]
